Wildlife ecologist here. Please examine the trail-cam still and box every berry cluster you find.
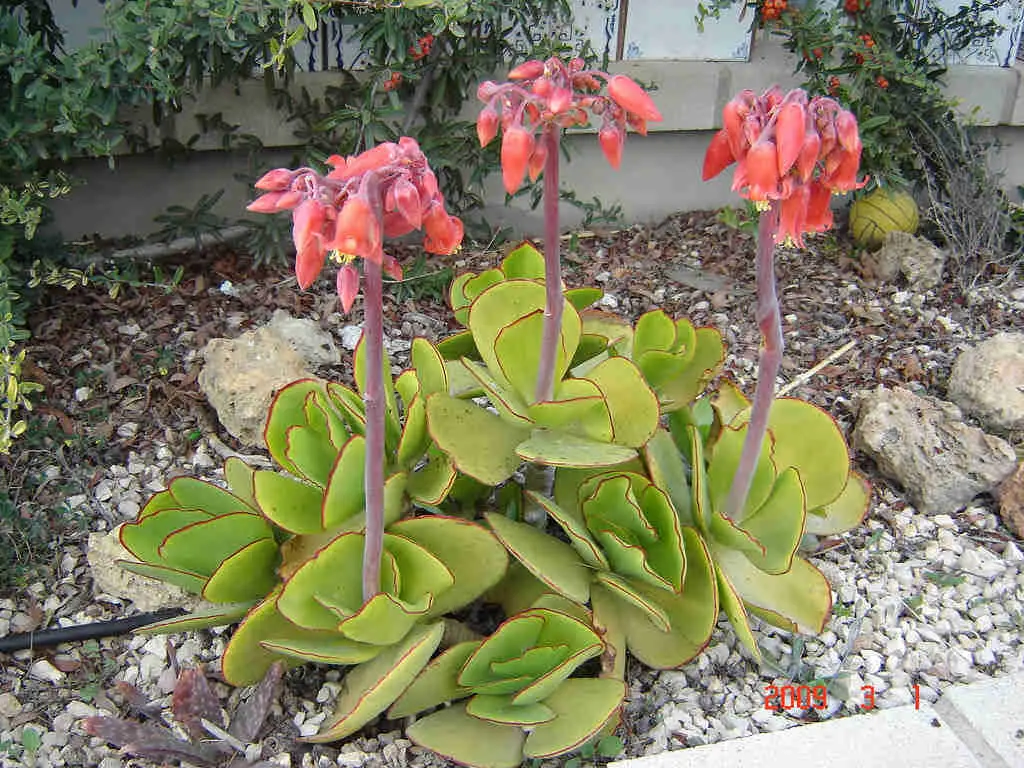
[875,75,889,89]
[853,33,875,65]
[760,0,788,21]
[408,34,434,62]
[844,0,870,13]
[382,71,403,92]
[477,57,661,193]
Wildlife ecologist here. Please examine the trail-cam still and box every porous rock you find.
[870,231,946,288]
[266,309,339,366]
[198,324,311,446]
[998,462,1024,539]
[947,332,1024,433]
[87,527,204,612]
[853,385,1017,515]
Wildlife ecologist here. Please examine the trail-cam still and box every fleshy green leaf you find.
[713,547,832,634]
[224,457,257,508]
[735,467,805,574]
[321,436,367,529]
[515,430,636,468]
[159,513,274,577]
[407,702,525,768]
[523,678,626,759]
[526,491,608,570]
[306,621,445,742]
[714,564,760,662]
[389,516,509,618]
[411,337,448,397]
[467,695,555,726]
[582,356,659,447]
[805,469,870,536]
[116,561,206,595]
[486,513,591,605]
[134,601,255,635]
[222,589,306,685]
[426,394,529,485]
[259,635,382,665]
[643,428,693,525]
[202,538,279,602]
[407,448,458,506]
[388,640,480,718]
[254,471,324,534]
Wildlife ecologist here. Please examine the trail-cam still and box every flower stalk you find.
[723,201,783,521]
[537,125,562,403]
[361,255,385,600]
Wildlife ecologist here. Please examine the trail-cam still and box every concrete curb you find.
[610,674,1024,768]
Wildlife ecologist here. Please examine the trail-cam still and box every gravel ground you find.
[1,210,1022,767]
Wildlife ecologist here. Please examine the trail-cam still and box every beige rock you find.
[86,527,204,612]
[870,231,946,288]
[853,385,1017,515]
[198,326,310,447]
[947,332,1024,433]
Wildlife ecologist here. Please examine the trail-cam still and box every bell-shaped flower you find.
[607,74,663,122]
[337,262,360,314]
[330,197,382,263]
[774,100,806,177]
[423,202,464,255]
[702,128,735,181]
[389,178,422,230]
[744,140,781,201]
[293,200,330,289]
[598,124,623,169]
[500,125,535,195]
[509,60,545,80]
[527,139,548,182]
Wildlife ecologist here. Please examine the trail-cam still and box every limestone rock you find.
[87,527,204,612]
[947,332,1024,433]
[198,325,310,446]
[998,462,1024,539]
[266,309,339,366]
[871,231,946,288]
[853,386,1017,515]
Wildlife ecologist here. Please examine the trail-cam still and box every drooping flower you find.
[247,138,463,312]
[702,85,865,245]
[477,57,663,194]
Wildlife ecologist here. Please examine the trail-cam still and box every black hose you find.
[0,608,186,653]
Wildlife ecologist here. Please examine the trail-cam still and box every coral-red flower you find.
[247,138,462,308]
[607,75,662,122]
[703,85,865,246]
[501,126,534,195]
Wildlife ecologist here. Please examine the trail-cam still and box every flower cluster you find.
[702,86,865,246]
[247,137,463,311]
[476,57,662,193]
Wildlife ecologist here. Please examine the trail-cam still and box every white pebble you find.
[29,659,65,683]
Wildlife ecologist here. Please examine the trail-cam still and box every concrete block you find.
[935,673,1024,768]
[610,705,984,768]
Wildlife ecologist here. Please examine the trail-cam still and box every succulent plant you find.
[120,340,509,741]
[387,606,625,768]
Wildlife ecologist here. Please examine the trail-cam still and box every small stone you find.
[74,386,93,402]
[340,325,363,351]
[116,422,138,439]
[0,693,22,717]
[598,294,619,310]
[117,500,140,518]
[860,650,884,674]
[29,659,65,683]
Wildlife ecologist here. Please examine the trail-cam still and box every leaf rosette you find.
[486,469,718,675]
[388,607,625,768]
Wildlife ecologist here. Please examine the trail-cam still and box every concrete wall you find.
[48,36,1024,241]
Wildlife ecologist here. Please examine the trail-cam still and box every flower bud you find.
[508,60,545,80]
[607,75,662,122]
[293,200,328,289]
[477,106,499,147]
[702,129,735,181]
[254,168,293,191]
[247,192,287,213]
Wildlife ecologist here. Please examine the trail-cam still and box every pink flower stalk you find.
[702,87,863,522]
[247,138,463,604]
[477,58,662,402]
